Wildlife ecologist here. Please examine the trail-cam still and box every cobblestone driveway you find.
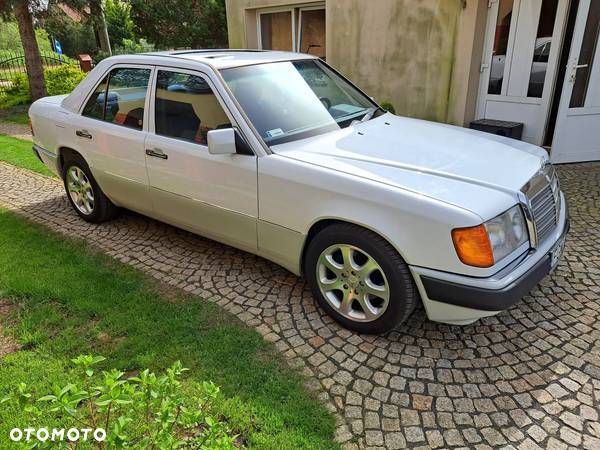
[0,161,599,450]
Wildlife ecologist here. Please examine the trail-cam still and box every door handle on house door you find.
[145,148,168,160]
[570,64,589,82]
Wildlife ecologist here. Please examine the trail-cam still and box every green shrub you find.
[0,65,86,109]
[44,65,87,95]
[1,356,239,449]
[380,101,396,114]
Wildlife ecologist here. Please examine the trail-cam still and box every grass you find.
[0,134,54,177]
[0,210,340,449]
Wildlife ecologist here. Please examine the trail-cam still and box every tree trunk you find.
[90,0,112,55]
[14,1,47,101]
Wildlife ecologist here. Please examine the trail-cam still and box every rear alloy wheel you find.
[66,166,95,216]
[62,153,118,223]
[306,223,418,333]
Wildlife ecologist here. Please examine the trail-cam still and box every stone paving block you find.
[1,161,599,449]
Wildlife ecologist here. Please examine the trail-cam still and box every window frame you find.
[148,66,248,151]
[297,5,326,57]
[257,7,296,52]
[256,3,325,55]
[79,63,155,132]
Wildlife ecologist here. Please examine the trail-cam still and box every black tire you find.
[62,153,118,223]
[305,223,418,334]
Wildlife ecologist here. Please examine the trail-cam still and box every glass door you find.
[476,0,568,144]
[551,0,600,163]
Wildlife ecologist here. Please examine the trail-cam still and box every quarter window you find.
[154,70,231,145]
[82,67,151,130]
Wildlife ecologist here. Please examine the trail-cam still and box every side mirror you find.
[207,128,236,155]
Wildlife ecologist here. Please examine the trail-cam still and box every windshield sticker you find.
[266,128,284,138]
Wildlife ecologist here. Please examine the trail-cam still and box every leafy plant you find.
[129,0,227,49]
[0,21,53,53]
[40,7,99,59]
[105,0,136,46]
[0,65,85,108]
[2,356,239,449]
[44,65,87,95]
[380,101,396,114]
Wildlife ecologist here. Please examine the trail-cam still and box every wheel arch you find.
[56,146,85,175]
[299,217,411,275]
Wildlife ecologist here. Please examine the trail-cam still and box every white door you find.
[144,68,258,251]
[551,0,600,163]
[476,0,569,144]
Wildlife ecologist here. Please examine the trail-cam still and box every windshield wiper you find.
[359,108,377,122]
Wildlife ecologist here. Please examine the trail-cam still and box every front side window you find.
[82,67,151,130]
[154,71,231,145]
[221,60,379,146]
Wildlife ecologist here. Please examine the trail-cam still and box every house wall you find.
[225,0,486,125]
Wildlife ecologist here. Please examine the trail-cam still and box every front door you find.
[551,0,600,163]
[476,0,569,144]
[144,68,258,251]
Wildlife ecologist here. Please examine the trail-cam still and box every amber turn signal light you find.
[451,224,494,268]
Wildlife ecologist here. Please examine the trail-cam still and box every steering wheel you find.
[319,97,331,110]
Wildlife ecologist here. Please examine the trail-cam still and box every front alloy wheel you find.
[316,244,390,322]
[305,223,418,333]
[66,166,95,215]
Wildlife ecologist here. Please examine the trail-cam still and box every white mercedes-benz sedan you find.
[29,50,569,333]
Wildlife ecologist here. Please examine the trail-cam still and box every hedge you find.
[0,65,86,109]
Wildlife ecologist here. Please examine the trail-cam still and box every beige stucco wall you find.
[225,0,486,125]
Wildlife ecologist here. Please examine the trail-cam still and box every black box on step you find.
[469,119,523,140]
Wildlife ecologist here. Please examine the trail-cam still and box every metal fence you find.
[0,51,69,96]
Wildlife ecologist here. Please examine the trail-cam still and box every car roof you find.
[135,49,318,69]
[60,50,318,113]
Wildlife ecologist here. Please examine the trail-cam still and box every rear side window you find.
[82,68,151,130]
[154,70,231,145]
[82,75,108,120]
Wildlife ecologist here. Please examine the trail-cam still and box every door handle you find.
[569,64,589,82]
[76,129,92,139]
[145,148,168,160]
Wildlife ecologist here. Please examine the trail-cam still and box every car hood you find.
[272,113,548,195]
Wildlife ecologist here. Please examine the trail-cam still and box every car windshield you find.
[220,60,380,145]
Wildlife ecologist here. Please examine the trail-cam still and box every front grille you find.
[531,183,558,242]
[522,164,560,245]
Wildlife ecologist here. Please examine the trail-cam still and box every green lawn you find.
[0,134,54,176]
[0,210,340,449]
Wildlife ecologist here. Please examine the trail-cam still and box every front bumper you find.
[411,193,569,325]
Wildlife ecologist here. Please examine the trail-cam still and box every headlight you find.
[452,205,529,267]
[484,205,528,262]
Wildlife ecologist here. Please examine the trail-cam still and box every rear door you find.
[144,67,258,251]
[76,65,153,213]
